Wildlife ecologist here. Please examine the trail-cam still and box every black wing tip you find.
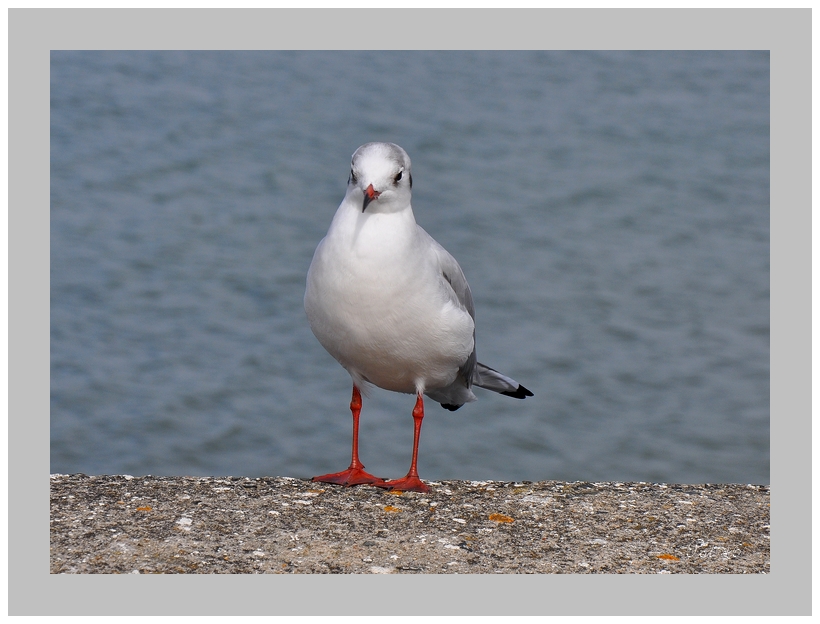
[440,403,463,411]
[500,385,534,399]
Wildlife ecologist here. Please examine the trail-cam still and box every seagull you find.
[304,142,533,493]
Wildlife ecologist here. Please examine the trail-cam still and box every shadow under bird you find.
[304,142,533,493]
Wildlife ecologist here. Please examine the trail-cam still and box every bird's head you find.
[347,142,413,214]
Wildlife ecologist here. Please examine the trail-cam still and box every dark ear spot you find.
[409,173,413,189]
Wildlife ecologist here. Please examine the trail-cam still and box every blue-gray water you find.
[50,51,769,485]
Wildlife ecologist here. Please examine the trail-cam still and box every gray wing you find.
[417,226,477,388]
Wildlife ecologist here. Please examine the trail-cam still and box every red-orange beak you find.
[362,184,381,212]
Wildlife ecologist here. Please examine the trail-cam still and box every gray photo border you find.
[13,7,809,616]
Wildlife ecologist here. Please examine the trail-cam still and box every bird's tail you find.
[473,363,534,399]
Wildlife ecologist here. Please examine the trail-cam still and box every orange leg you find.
[312,386,385,486]
[372,393,429,493]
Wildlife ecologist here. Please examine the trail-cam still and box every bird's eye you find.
[394,170,403,184]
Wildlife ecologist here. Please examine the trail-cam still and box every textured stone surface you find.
[50,474,769,574]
